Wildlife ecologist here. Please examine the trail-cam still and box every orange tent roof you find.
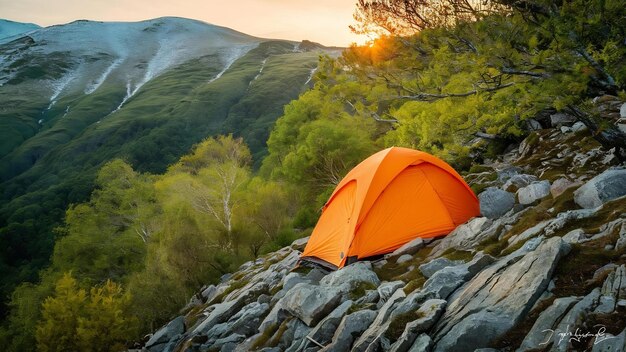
[300,147,479,269]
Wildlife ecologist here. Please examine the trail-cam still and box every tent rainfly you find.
[300,147,479,269]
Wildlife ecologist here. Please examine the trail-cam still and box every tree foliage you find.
[36,273,138,352]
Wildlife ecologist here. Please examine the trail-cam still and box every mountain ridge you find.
[0,16,341,318]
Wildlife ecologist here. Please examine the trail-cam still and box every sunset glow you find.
[0,0,366,46]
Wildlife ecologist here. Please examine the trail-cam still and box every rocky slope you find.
[137,97,626,351]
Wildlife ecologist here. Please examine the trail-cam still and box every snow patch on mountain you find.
[84,57,124,94]
[208,44,258,84]
[47,69,79,109]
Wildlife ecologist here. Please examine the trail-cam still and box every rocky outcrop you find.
[431,237,570,351]
[574,168,626,208]
[139,114,626,352]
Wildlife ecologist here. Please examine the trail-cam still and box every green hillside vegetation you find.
[2,0,626,350]
[0,40,323,318]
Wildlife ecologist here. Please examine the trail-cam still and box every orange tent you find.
[300,147,479,269]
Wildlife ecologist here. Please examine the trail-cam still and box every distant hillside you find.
[0,19,40,43]
[0,16,340,316]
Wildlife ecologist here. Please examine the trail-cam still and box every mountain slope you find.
[0,19,40,43]
[0,17,339,315]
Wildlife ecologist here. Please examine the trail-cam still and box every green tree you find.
[36,273,138,352]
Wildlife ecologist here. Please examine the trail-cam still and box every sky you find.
[0,0,366,46]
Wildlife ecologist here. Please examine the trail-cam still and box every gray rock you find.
[479,187,515,219]
[526,118,542,131]
[320,261,381,294]
[517,180,551,205]
[283,272,308,292]
[497,166,522,183]
[352,289,406,352]
[553,288,602,351]
[560,126,572,133]
[422,252,494,300]
[592,328,626,352]
[193,282,267,336]
[389,299,446,352]
[432,237,570,352]
[145,316,185,349]
[419,258,464,278]
[321,310,377,352]
[378,281,405,304]
[517,296,580,352]
[290,300,353,351]
[397,254,413,264]
[227,302,270,337]
[550,112,576,127]
[595,295,616,314]
[621,103,626,118]
[391,238,425,257]
[207,333,245,350]
[291,236,310,249]
[408,334,433,352]
[574,169,626,208]
[423,265,468,300]
[572,121,587,132]
[201,285,218,302]
[281,282,342,327]
[562,228,587,244]
[503,174,538,192]
[429,217,494,258]
[357,289,380,306]
[601,264,626,300]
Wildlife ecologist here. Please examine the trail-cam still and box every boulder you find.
[432,237,570,352]
[562,228,587,244]
[282,283,342,327]
[429,217,494,258]
[291,236,310,250]
[193,282,267,336]
[621,103,626,118]
[288,300,353,352]
[378,281,405,304]
[479,187,515,219]
[419,258,464,278]
[283,272,308,292]
[408,334,433,352]
[592,328,626,352]
[553,288,602,352]
[422,265,468,300]
[145,316,185,350]
[571,121,587,132]
[352,289,406,351]
[423,252,494,300]
[517,180,551,205]
[227,302,270,337]
[503,174,538,192]
[320,261,381,294]
[388,299,446,352]
[321,310,377,352]
[550,112,576,127]
[497,166,522,183]
[550,178,580,198]
[517,296,580,352]
[391,238,425,257]
[574,169,626,208]
[397,254,413,264]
